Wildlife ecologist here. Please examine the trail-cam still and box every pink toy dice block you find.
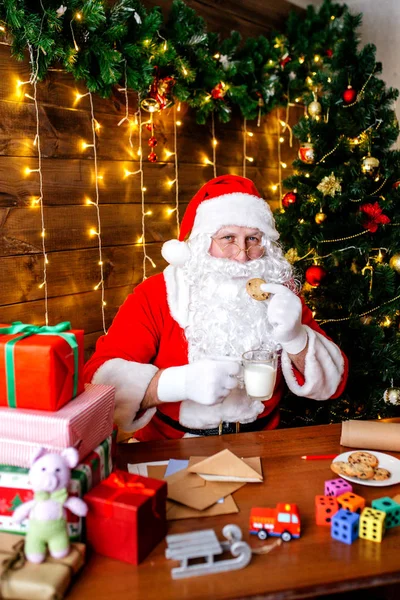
[315,495,339,526]
[325,478,353,497]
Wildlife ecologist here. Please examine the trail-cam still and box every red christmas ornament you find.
[211,82,226,99]
[148,151,158,163]
[148,71,175,111]
[343,85,357,104]
[326,49,333,58]
[360,202,390,233]
[146,124,153,132]
[148,136,158,148]
[298,142,315,164]
[279,54,292,68]
[282,191,297,208]
[305,265,327,287]
[392,181,400,189]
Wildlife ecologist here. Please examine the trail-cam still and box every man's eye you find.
[247,237,260,244]
[222,236,234,242]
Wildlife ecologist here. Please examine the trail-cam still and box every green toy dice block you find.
[359,507,386,543]
[371,497,400,529]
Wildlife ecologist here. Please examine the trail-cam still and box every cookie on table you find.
[246,278,269,301]
[372,468,391,481]
[331,461,354,477]
[346,462,375,480]
[348,451,379,469]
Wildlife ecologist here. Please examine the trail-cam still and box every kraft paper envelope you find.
[147,464,240,519]
[165,467,244,511]
[188,449,263,482]
[166,495,239,521]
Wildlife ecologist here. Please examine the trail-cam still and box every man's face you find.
[208,225,263,263]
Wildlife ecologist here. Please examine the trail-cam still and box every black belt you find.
[155,409,272,436]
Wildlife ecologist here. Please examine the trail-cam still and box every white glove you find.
[261,283,308,355]
[157,359,240,406]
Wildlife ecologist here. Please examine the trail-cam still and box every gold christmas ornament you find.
[140,97,161,113]
[315,211,327,224]
[308,100,322,118]
[389,253,400,274]
[361,154,380,177]
[383,387,400,405]
[285,248,299,264]
[317,172,342,197]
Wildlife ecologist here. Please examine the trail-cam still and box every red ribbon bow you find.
[102,471,160,519]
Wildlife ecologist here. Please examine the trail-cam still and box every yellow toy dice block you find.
[359,507,386,543]
[337,492,365,514]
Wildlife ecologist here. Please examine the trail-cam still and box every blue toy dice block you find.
[331,508,360,544]
[371,497,400,529]
[324,478,353,497]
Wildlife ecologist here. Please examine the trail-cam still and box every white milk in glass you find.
[244,363,277,399]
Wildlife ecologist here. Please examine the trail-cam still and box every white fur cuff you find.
[92,358,158,432]
[281,326,344,400]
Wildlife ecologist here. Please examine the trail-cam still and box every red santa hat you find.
[162,175,279,266]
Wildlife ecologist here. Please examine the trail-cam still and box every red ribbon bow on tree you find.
[360,202,390,233]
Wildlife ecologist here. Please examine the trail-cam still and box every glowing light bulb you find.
[94,120,101,132]
[75,92,83,101]
[305,173,310,178]
[24,167,33,176]
[166,207,177,216]
[331,15,336,20]
[182,67,188,76]
[214,53,220,59]
[247,131,254,137]
[0,26,5,32]
[75,12,82,20]
[41,230,46,238]
[177,103,181,112]
[98,261,103,265]
[271,184,278,192]
[163,41,167,51]
[164,150,175,159]
[281,162,287,169]
[279,137,284,143]
[137,236,143,243]
[295,97,301,103]
[306,77,313,85]
[314,55,320,63]
[212,139,218,147]
[203,157,213,166]
[268,59,274,65]
[299,56,305,64]
[144,210,153,216]
[142,187,147,192]
[176,120,182,126]
[89,228,99,237]
[167,179,176,187]
[246,156,254,163]
[85,197,94,205]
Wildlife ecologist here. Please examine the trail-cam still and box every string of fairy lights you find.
[76,90,107,334]
[22,45,49,326]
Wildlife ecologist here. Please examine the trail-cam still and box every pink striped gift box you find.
[0,384,115,467]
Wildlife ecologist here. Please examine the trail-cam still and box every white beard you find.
[182,234,295,363]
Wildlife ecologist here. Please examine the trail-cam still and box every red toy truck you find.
[249,503,301,541]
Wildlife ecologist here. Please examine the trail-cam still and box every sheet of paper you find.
[127,461,168,476]
[165,459,189,477]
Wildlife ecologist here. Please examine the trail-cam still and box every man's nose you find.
[233,248,249,263]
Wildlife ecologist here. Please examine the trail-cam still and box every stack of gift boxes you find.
[0,322,116,544]
[0,322,168,598]
[0,322,119,597]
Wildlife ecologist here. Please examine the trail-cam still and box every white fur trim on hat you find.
[191,192,279,240]
[161,239,191,267]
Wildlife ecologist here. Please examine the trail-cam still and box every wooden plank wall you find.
[0,1,303,360]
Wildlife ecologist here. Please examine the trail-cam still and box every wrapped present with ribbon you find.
[84,470,167,564]
[0,430,116,541]
[0,533,85,600]
[0,384,115,468]
[0,321,84,411]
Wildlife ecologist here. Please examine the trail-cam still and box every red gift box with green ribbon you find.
[0,321,84,411]
[84,470,167,564]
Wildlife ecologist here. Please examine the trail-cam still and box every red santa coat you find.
[84,272,349,441]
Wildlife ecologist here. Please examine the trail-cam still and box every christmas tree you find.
[274,0,400,425]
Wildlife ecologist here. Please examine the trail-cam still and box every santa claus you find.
[84,175,348,441]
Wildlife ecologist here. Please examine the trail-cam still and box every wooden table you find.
[68,423,400,600]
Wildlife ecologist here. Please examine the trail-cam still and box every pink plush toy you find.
[13,447,88,563]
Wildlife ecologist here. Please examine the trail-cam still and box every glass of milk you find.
[242,350,278,401]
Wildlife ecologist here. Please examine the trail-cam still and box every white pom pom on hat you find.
[161,174,279,267]
[161,239,191,267]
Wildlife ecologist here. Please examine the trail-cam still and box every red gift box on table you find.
[84,470,167,565]
[0,321,84,411]
[0,384,115,468]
